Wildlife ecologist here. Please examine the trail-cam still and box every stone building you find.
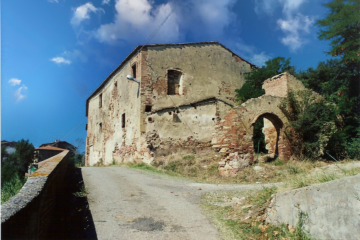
[85,42,256,166]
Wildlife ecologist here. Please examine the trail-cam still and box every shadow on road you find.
[49,166,97,239]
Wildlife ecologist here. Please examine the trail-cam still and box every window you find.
[99,93,102,108]
[167,70,182,95]
[145,105,152,113]
[122,113,125,128]
[132,63,137,79]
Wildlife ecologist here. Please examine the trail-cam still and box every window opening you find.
[99,93,103,108]
[122,114,126,128]
[167,70,182,95]
[145,105,152,113]
[148,117,153,123]
[132,64,137,79]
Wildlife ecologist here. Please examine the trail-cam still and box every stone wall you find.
[266,174,360,239]
[1,150,69,239]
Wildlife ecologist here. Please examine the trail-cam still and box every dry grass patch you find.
[202,187,310,240]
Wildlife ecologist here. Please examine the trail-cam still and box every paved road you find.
[82,166,274,240]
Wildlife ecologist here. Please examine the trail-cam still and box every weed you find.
[294,210,310,240]
[272,158,284,166]
[317,172,338,183]
[164,161,181,172]
[287,165,300,174]
[183,154,195,160]
[1,175,26,203]
[73,186,88,198]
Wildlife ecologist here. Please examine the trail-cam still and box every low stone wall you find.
[1,150,69,239]
[266,174,360,239]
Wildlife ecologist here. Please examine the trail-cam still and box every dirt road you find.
[82,166,274,240]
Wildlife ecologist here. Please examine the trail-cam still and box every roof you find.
[36,146,65,151]
[85,41,257,116]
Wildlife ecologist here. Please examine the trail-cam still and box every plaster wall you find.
[86,55,142,166]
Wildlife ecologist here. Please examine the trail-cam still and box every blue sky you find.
[2,0,333,151]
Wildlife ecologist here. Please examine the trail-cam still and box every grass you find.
[73,185,88,198]
[1,175,27,204]
[201,187,310,240]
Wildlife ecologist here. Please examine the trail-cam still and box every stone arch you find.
[213,95,292,175]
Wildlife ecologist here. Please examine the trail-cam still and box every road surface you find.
[82,166,273,240]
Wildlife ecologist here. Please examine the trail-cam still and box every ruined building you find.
[85,42,307,174]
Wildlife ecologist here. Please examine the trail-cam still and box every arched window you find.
[167,70,182,95]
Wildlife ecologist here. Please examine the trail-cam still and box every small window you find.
[167,70,182,95]
[122,113,125,128]
[115,81,117,87]
[85,124,88,130]
[145,105,152,113]
[132,64,137,79]
[148,117,153,123]
[99,122,102,131]
[99,93,103,108]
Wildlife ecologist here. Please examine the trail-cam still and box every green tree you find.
[317,0,360,66]
[235,57,295,103]
[280,90,336,159]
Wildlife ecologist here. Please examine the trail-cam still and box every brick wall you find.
[1,150,69,239]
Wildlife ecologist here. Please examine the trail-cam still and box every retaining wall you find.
[1,150,69,239]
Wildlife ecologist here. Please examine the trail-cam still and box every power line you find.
[61,117,87,141]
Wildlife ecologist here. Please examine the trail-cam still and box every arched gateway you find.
[213,72,307,176]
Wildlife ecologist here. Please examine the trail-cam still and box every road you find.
[82,166,273,240]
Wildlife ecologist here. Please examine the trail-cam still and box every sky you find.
[1,0,333,152]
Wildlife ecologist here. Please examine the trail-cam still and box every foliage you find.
[1,139,35,203]
[253,117,267,154]
[280,90,336,159]
[343,128,360,159]
[70,153,85,167]
[317,0,360,65]
[235,57,295,103]
[1,174,27,203]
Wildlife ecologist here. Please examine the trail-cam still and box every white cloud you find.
[71,2,104,26]
[102,0,110,5]
[251,52,271,66]
[95,0,179,44]
[8,78,21,86]
[93,0,236,45]
[51,57,71,65]
[277,14,314,52]
[14,84,28,102]
[63,49,88,63]
[47,0,59,3]
[234,40,271,67]
[254,0,279,16]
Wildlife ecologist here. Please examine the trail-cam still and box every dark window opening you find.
[167,70,182,95]
[132,64,137,79]
[122,113,125,128]
[173,113,181,122]
[115,81,117,87]
[145,105,152,113]
[99,93,103,108]
[148,117,153,123]
[99,122,102,131]
[168,112,172,115]
[85,124,88,130]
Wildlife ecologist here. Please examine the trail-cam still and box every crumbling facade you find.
[85,42,255,166]
[85,42,309,172]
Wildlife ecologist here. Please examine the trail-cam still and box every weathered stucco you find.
[85,42,312,173]
[85,42,254,166]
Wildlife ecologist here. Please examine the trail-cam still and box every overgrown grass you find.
[1,175,27,203]
[202,187,310,240]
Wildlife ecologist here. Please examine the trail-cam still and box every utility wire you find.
[61,117,87,141]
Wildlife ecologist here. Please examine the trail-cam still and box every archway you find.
[252,113,284,160]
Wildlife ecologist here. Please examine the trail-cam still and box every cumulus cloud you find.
[254,0,279,16]
[254,0,314,52]
[95,0,179,44]
[102,0,110,5]
[277,14,314,51]
[51,57,71,65]
[235,40,271,67]
[71,2,104,26]
[8,78,21,86]
[14,84,28,102]
[92,0,236,45]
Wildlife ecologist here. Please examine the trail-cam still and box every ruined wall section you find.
[214,96,293,176]
[86,55,142,166]
[262,72,306,97]
[137,44,252,161]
